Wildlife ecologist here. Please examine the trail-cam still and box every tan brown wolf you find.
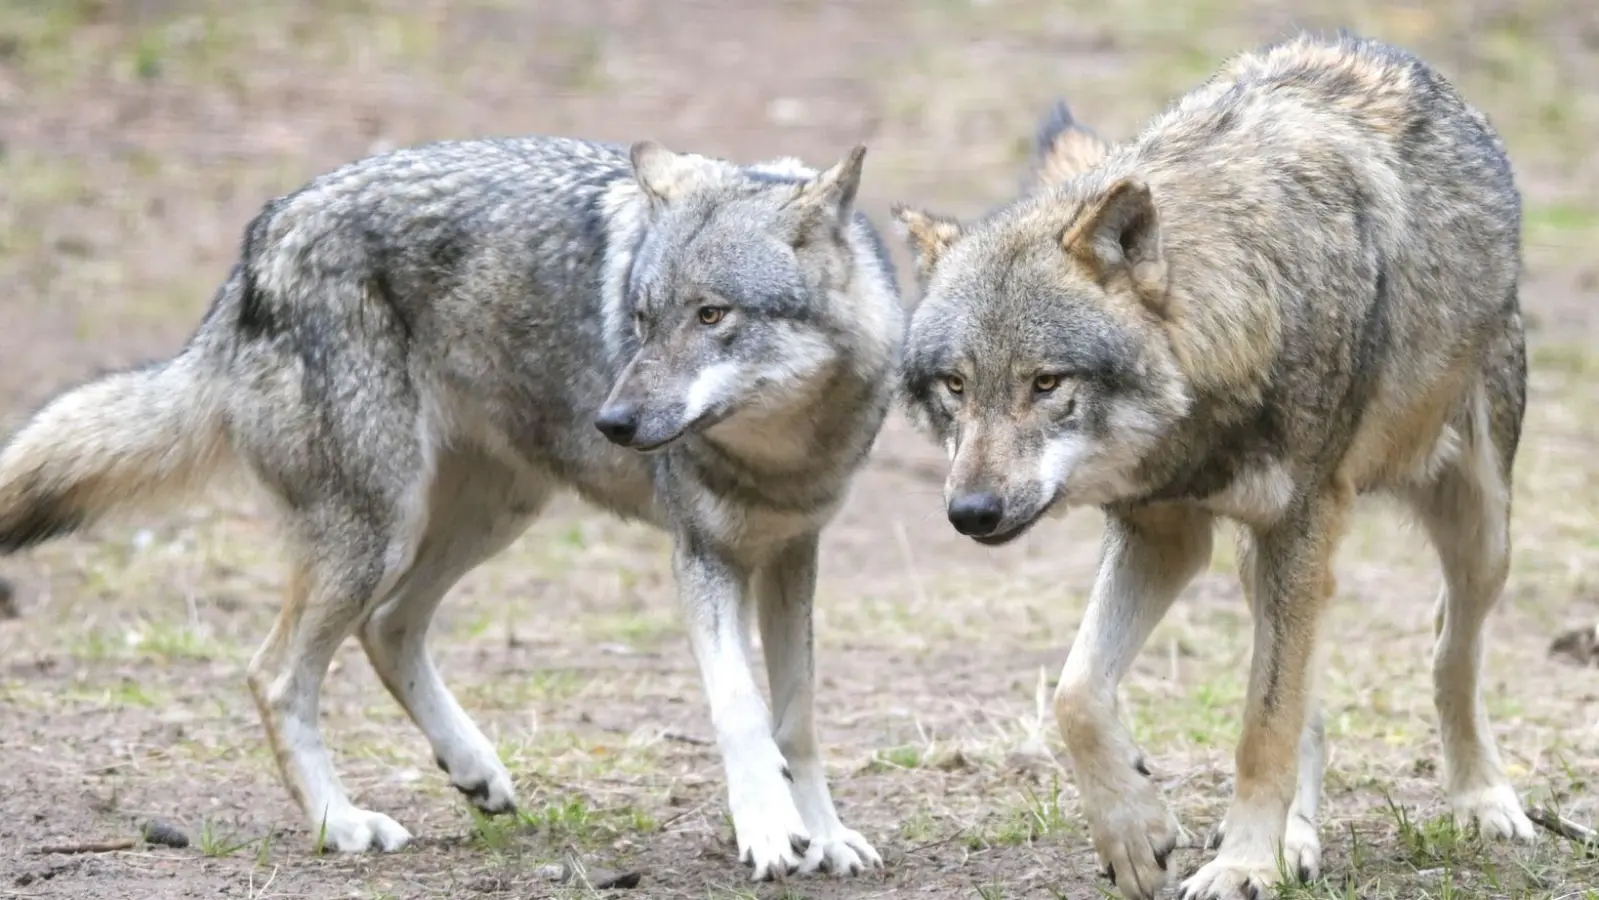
[892,32,1532,900]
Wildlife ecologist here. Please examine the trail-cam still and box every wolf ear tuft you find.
[794,144,867,226]
[1062,176,1169,315]
[891,206,964,280]
[630,140,690,207]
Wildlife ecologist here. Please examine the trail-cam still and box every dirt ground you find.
[2,1,1598,898]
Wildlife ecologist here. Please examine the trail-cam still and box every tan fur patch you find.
[892,206,964,276]
[1036,129,1113,190]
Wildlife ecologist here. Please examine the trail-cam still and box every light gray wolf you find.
[891,32,1532,900]
[0,134,904,880]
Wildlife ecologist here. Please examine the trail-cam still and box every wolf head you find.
[892,176,1192,545]
[596,141,883,454]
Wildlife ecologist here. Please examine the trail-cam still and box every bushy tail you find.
[0,349,230,552]
[1027,100,1113,192]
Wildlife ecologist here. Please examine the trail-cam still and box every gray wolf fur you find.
[0,134,904,879]
[892,32,1531,900]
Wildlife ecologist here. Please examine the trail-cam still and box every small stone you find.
[585,868,642,890]
[1550,623,1599,667]
[141,820,190,849]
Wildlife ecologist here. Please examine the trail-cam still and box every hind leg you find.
[1409,403,1533,841]
[359,452,544,816]
[247,512,417,853]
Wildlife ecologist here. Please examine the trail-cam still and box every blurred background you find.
[0,2,1595,898]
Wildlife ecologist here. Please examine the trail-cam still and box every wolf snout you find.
[594,403,640,446]
[947,491,1004,537]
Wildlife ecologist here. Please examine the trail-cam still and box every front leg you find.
[674,533,810,881]
[756,533,881,876]
[1054,504,1214,900]
[1180,486,1349,900]
[1205,534,1327,884]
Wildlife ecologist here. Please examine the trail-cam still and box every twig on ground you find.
[595,722,711,746]
[657,800,710,831]
[661,729,711,746]
[1528,807,1597,852]
[906,830,968,855]
[33,839,136,855]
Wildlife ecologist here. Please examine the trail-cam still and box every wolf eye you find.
[1034,374,1060,393]
[942,374,964,395]
[697,306,727,326]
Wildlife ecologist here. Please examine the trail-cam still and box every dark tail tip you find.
[0,484,85,555]
[1035,100,1078,155]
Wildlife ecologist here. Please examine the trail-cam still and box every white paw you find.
[438,748,518,815]
[798,826,882,876]
[1178,851,1281,900]
[1451,782,1535,841]
[1284,814,1322,883]
[317,807,412,853]
[730,776,812,881]
[1082,778,1190,900]
[737,818,812,882]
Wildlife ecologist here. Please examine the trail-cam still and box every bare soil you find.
[1,2,1597,898]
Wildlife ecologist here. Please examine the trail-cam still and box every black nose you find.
[594,404,639,445]
[948,492,1004,537]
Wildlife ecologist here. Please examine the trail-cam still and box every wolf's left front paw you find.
[1451,782,1534,842]
[731,785,812,881]
[738,825,811,882]
[1178,853,1281,900]
[799,825,882,876]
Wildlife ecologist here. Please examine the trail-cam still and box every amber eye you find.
[1034,374,1060,393]
[697,306,727,326]
[943,374,965,394]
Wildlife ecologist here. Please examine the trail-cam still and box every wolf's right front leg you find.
[1054,505,1213,900]
[675,538,811,881]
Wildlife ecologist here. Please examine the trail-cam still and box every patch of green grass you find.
[134,620,231,662]
[899,808,940,843]
[462,668,586,711]
[969,778,1075,849]
[1127,662,1248,749]
[313,811,331,858]
[64,615,238,665]
[1526,203,1599,247]
[869,743,928,771]
[581,611,681,648]
[1389,800,1472,869]
[468,795,658,855]
[130,26,165,80]
[62,679,163,709]
[525,795,657,843]
[197,819,262,858]
[468,805,530,854]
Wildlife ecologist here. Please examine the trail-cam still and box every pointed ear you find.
[1062,176,1169,314]
[792,144,867,226]
[630,140,692,207]
[891,205,965,279]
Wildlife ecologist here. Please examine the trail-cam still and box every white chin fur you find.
[1036,432,1087,501]
[682,361,745,424]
